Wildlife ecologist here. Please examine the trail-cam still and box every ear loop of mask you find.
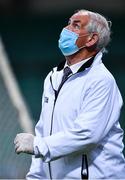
[77,33,93,50]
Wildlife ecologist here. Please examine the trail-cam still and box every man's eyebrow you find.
[69,19,81,23]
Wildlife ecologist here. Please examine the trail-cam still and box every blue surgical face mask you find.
[58,28,88,56]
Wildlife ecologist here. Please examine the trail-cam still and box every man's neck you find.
[65,49,98,66]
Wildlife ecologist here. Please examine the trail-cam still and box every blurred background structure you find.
[0,0,125,178]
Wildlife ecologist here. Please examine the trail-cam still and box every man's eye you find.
[74,24,80,29]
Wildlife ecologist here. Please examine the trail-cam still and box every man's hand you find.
[14,133,35,155]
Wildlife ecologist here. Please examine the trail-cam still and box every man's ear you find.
[86,33,99,47]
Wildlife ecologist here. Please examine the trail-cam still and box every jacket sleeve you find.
[33,77,123,162]
[26,98,46,179]
[26,72,52,179]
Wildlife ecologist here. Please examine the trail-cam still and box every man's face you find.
[65,13,90,48]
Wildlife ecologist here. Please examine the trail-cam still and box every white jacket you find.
[27,52,125,179]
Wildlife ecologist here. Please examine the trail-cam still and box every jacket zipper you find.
[48,76,59,179]
[49,73,76,179]
[48,93,58,179]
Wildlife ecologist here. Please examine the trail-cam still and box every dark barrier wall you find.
[0,13,125,152]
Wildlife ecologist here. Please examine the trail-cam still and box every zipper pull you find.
[81,154,89,180]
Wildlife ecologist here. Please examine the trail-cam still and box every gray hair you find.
[75,10,112,52]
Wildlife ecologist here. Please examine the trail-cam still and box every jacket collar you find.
[57,55,95,73]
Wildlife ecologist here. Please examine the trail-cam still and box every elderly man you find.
[14,9,125,179]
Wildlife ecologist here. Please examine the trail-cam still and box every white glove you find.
[14,133,35,155]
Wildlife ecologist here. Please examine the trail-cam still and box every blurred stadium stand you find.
[0,39,34,178]
[0,0,125,15]
[0,0,125,178]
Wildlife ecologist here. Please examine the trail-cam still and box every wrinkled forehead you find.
[70,12,90,26]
